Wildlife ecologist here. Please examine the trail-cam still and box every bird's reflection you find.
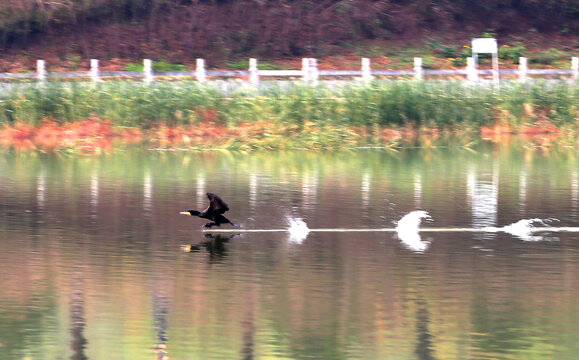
[181,234,240,262]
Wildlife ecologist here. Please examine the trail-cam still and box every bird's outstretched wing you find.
[205,193,229,216]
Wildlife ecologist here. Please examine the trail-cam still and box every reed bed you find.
[0,80,577,151]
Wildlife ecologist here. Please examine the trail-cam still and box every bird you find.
[180,192,238,228]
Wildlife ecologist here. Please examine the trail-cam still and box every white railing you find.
[0,57,577,84]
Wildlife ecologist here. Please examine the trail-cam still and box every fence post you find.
[196,58,206,82]
[309,58,319,84]
[144,59,153,84]
[492,53,500,84]
[414,57,423,80]
[518,57,527,82]
[249,58,259,85]
[90,59,100,82]
[573,57,578,82]
[466,57,478,81]
[37,60,46,83]
[362,58,372,82]
[302,58,309,81]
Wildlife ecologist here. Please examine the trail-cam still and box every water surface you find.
[1,146,579,359]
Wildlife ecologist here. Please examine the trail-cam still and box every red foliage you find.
[0,118,120,153]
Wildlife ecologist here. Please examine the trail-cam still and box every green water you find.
[1,146,579,359]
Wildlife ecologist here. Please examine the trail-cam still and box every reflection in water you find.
[144,172,152,215]
[519,167,527,206]
[415,304,435,360]
[414,174,422,209]
[3,148,579,360]
[70,274,88,360]
[467,163,499,229]
[397,231,430,253]
[572,171,578,216]
[182,234,238,262]
[152,291,170,360]
[36,171,45,210]
[361,172,371,210]
[241,259,257,360]
[90,172,99,219]
[196,173,206,208]
[249,173,258,212]
[301,172,318,212]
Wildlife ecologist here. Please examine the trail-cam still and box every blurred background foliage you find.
[0,0,577,62]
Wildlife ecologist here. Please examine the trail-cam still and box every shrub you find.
[528,48,568,65]
[498,44,526,63]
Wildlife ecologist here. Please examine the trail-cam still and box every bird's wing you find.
[206,193,229,216]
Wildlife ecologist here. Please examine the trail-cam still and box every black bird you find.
[180,192,238,228]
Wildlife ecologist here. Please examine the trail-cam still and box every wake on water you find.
[285,211,561,249]
[395,210,432,252]
[203,212,567,249]
[287,217,310,244]
[483,218,559,241]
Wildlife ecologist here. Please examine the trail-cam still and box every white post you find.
[414,57,423,80]
[37,60,46,83]
[492,53,500,84]
[249,58,259,85]
[572,57,578,82]
[196,58,206,82]
[143,59,153,84]
[302,58,310,81]
[309,58,319,84]
[90,59,100,82]
[466,57,478,81]
[361,58,372,82]
[518,57,527,82]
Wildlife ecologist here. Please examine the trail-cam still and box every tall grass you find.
[0,80,577,132]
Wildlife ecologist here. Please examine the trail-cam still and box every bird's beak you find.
[180,211,191,216]
[181,244,192,252]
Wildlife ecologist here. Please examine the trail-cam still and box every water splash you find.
[396,210,432,233]
[287,217,310,244]
[396,211,432,252]
[486,218,558,241]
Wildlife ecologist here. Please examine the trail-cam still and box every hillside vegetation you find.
[0,0,578,70]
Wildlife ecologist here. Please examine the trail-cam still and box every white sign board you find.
[471,38,500,83]
[472,38,498,54]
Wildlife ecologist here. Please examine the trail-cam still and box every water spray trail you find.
[396,211,431,252]
[484,218,559,241]
[287,217,310,244]
[396,211,431,233]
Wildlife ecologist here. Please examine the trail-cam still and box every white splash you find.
[488,218,557,241]
[395,211,432,252]
[287,217,310,244]
[396,210,431,233]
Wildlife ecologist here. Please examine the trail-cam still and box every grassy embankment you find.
[0,81,577,152]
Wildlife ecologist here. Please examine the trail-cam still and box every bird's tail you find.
[230,221,240,227]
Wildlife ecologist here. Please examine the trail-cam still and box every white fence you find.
[1,57,578,84]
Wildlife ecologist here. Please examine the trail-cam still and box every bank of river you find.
[0,80,577,152]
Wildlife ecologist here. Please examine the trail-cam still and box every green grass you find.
[0,80,577,136]
[125,61,189,72]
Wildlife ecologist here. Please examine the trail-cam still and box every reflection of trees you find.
[70,275,88,360]
[3,150,579,359]
[0,293,57,359]
[152,292,170,360]
[415,304,435,360]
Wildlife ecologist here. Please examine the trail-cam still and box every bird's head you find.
[180,210,201,216]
